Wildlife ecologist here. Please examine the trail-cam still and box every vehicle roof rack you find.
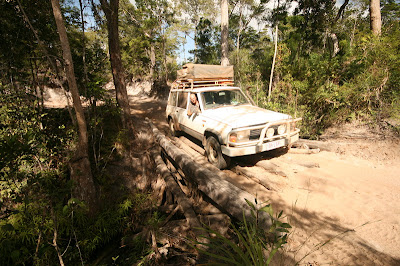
[171,78,234,90]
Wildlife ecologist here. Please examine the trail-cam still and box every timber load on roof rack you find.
[171,78,234,90]
[172,63,234,90]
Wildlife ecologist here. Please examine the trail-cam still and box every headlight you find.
[229,133,237,143]
[277,124,287,135]
[229,130,250,143]
[266,127,275,138]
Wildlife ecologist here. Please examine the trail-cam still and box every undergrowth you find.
[0,87,152,265]
[194,199,291,265]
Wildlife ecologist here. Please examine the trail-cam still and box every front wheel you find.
[205,136,231,169]
[169,118,179,137]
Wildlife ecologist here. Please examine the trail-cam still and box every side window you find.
[177,92,188,109]
[168,91,177,106]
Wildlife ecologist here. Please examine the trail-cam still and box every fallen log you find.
[292,139,333,151]
[288,148,320,154]
[256,160,288,177]
[172,137,251,193]
[282,158,320,168]
[178,136,205,155]
[150,148,206,238]
[233,166,272,191]
[146,119,271,226]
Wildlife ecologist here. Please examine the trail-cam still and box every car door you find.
[166,91,178,120]
[176,91,189,131]
[181,92,205,140]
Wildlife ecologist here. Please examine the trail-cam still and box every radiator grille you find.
[249,129,262,140]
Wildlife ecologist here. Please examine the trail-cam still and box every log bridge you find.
[146,118,271,233]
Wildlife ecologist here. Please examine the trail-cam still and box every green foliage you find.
[231,3,400,138]
[194,199,290,265]
[0,0,58,83]
[0,83,147,265]
[69,31,110,100]
[0,84,71,265]
[192,18,220,64]
[119,0,179,82]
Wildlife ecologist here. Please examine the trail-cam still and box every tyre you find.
[205,136,231,169]
[168,118,179,137]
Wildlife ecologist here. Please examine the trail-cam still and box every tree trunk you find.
[330,33,340,57]
[150,43,156,86]
[221,0,230,66]
[78,0,89,97]
[100,0,133,133]
[268,24,278,102]
[162,34,168,83]
[193,31,197,63]
[335,0,349,22]
[236,3,243,61]
[50,0,97,214]
[370,0,382,36]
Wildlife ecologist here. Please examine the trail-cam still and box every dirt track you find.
[130,95,400,265]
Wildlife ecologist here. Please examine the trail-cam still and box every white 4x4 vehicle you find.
[166,64,301,169]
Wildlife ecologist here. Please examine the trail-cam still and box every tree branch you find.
[335,0,349,22]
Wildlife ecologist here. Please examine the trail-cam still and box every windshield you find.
[201,89,251,110]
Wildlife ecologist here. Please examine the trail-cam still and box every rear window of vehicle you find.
[168,91,177,106]
[177,92,188,108]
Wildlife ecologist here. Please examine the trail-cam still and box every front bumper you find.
[221,132,299,157]
[221,118,301,157]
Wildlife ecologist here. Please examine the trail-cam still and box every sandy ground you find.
[45,88,400,265]
[264,151,400,265]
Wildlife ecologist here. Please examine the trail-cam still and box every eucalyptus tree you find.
[292,0,337,54]
[221,0,230,65]
[192,18,220,64]
[178,0,216,62]
[370,0,382,35]
[51,0,98,215]
[95,0,132,134]
[120,0,179,85]
[230,0,269,55]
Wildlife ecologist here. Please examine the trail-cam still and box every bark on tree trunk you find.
[370,0,382,36]
[221,0,230,66]
[51,0,97,214]
[100,0,133,133]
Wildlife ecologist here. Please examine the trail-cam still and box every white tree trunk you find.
[330,33,340,57]
[370,0,382,36]
[268,24,278,102]
[221,0,230,66]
